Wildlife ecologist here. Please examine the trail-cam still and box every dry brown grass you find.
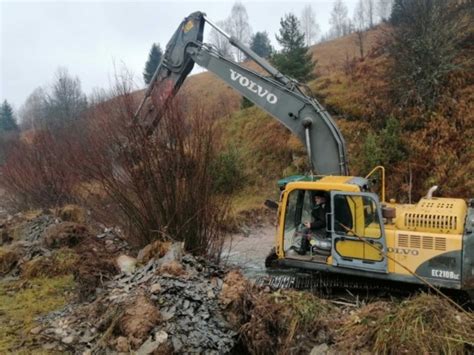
[336,301,395,352]
[55,204,88,224]
[137,240,171,264]
[238,290,334,355]
[118,293,161,348]
[21,248,79,278]
[337,293,474,354]
[0,247,20,276]
[218,270,252,329]
[43,222,91,249]
[311,26,383,75]
[157,260,186,277]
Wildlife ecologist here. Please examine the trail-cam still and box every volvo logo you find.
[229,69,278,104]
[387,247,419,256]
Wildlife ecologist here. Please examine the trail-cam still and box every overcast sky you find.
[1,0,358,111]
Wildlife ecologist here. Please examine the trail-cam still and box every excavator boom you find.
[136,11,348,176]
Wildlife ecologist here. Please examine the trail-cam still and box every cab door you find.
[329,191,387,273]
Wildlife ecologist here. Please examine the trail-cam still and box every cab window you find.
[333,194,381,239]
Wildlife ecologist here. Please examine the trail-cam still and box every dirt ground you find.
[222,224,276,278]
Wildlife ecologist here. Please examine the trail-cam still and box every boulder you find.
[310,343,329,355]
[116,255,137,274]
[137,331,168,355]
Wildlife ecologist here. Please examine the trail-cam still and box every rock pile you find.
[37,246,238,354]
[0,208,128,281]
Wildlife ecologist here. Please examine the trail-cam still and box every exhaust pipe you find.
[426,185,438,199]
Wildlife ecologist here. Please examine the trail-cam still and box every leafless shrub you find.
[0,128,78,210]
[76,79,229,259]
[342,52,358,77]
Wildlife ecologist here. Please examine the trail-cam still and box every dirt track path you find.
[221,224,276,278]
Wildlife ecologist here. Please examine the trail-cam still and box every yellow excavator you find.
[136,12,474,297]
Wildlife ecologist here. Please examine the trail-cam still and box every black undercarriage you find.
[261,252,473,309]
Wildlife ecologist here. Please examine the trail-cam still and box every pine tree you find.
[0,100,18,132]
[250,31,273,58]
[272,14,315,82]
[143,43,163,85]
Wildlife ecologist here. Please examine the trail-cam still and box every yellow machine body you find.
[274,176,473,291]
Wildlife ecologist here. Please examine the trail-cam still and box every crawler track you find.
[256,271,474,309]
[256,271,416,296]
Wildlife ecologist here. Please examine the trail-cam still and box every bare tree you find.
[209,20,234,59]
[18,87,48,130]
[227,1,252,62]
[300,4,321,46]
[44,67,88,131]
[377,0,393,21]
[364,0,376,27]
[329,0,351,38]
[353,0,367,58]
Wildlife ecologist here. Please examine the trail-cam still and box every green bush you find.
[211,148,244,194]
[361,117,406,174]
[361,132,384,174]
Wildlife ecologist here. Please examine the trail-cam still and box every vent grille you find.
[422,236,433,249]
[435,237,446,251]
[404,213,457,231]
[420,201,455,209]
[397,235,446,251]
[420,202,435,208]
[398,234,409,247]
[410,235,421,248]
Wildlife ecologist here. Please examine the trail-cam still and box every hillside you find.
[176,22,472,212]
[180,26,382,114]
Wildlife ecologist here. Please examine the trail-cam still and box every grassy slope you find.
[0,276,75,352]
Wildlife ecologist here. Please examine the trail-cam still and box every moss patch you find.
[0,276,75,352]
[21,248,80,278]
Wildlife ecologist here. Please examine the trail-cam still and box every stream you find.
[221,224,276,279]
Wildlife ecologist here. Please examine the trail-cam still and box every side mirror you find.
[264,200,278,210]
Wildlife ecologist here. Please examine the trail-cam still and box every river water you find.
[221,224,277,278]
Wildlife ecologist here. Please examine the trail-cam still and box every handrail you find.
[365,165,386,203]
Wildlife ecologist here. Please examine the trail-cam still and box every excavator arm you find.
[136,11,348,176]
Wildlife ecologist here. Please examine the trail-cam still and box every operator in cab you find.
[289,191,331,256]
[304,191,330,236]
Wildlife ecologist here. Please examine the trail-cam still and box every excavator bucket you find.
[159,11,205,90]
[136,11,205,133]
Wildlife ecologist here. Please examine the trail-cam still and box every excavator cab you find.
[277,177,388,274]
